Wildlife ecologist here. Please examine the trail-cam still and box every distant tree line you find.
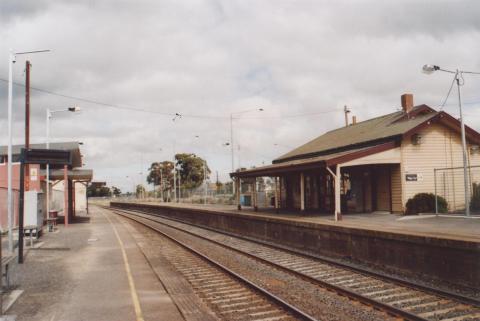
[87,184,121,197]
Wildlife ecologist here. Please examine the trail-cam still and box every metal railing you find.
[434,165,480,215]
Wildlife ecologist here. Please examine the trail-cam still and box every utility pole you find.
[160,168,164,202]
[456,70,470,216]
[7,49,49,254]
[204,160,207,205]
[25,61,31,191]
[344,105,350,127]
[178,165,181,202]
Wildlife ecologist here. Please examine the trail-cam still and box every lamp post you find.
[230,108,264,173]
[45,106,81,225]
[230,108,264,197]
[126,176,135,198]
[194,135,208,205]
[423,64,480,216]
[172,113,181,202]
[6,49,49,253]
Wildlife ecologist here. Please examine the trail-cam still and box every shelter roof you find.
[40,168,93,181]
[0,142,83,168]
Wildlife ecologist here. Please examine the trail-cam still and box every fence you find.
[0,187,19,232]
[434,165,480,215]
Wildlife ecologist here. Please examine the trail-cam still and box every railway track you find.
[109,205,480,321]
[111,208,317,321]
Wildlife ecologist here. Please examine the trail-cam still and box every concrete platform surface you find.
[6,206,184,321]
[129,202,480,242]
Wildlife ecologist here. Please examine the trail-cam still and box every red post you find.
[72,182,76,218]
[64,165,68,227]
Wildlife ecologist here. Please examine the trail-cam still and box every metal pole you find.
[178,165,181,202]
[18,150,25,264]
[230,114,234,172]
[46,109,51,223]
[204,160,207,205]
[230,114,235,197]
[160,168,163,202]
[434,169,438,215]
[457,69,470,216]
[7,50,14,254]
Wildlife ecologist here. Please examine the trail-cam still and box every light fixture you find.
[68,106,81,112]
[422,64,440,74]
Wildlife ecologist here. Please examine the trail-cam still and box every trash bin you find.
[47,211,58,232]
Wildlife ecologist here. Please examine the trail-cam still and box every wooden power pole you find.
[25,60,31,191]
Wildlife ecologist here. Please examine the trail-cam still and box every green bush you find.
[405,193,448,215]
[470,183,480,210]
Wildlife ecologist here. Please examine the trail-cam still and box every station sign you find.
[21,148,72,166]
[405,173,423,182]
[405,174,418,181]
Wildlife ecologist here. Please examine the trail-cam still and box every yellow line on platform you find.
[103,210,145,321]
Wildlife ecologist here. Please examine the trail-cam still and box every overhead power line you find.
[438,73,457,110]
[0,78,342,120]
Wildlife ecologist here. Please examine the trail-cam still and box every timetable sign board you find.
[22,149,72,166]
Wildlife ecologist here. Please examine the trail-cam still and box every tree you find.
[111,186,122,197]
[224,181,233,194]
[136,184,146,198]
[87,184,112,197]
[175,153,211,189]
[147,161,175,192]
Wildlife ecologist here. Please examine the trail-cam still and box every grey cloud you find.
[0,0,479,192]
[0,0,52,23]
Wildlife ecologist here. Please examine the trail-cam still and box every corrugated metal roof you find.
[274,107,437,163]
[231,145,375,178]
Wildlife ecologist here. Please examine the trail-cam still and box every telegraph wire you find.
[0,78,342,120]
[438,72,457,110]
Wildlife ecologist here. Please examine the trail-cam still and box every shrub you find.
[470,183,480,211]
[405,193,448,215]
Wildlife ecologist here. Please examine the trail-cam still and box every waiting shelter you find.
[0,142,92,228]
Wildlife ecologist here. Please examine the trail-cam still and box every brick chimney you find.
[401,93,414,114]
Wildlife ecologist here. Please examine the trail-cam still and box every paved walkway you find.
[6,206,184,321]
[128,201,480,242]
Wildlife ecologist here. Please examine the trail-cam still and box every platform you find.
[7,206,184,321]
[120,202,480,242]
[111,201,480,291]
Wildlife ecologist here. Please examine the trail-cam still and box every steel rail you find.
[112,208,319,321]
[110,206,431,321]
[110,204,480,307]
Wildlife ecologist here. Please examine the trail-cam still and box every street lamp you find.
[45,106,81,225]
[6,49,50,253]
[172,113,182,202]
[126,176,135,198]
[230,108,264,173]
[194,135,208,205]
[230,108,264,197]
[423,64,480,216]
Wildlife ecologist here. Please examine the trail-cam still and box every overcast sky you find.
[1,0,480,192]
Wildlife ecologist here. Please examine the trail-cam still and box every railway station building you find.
[231,94,480,216]
[0,141,92,230]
